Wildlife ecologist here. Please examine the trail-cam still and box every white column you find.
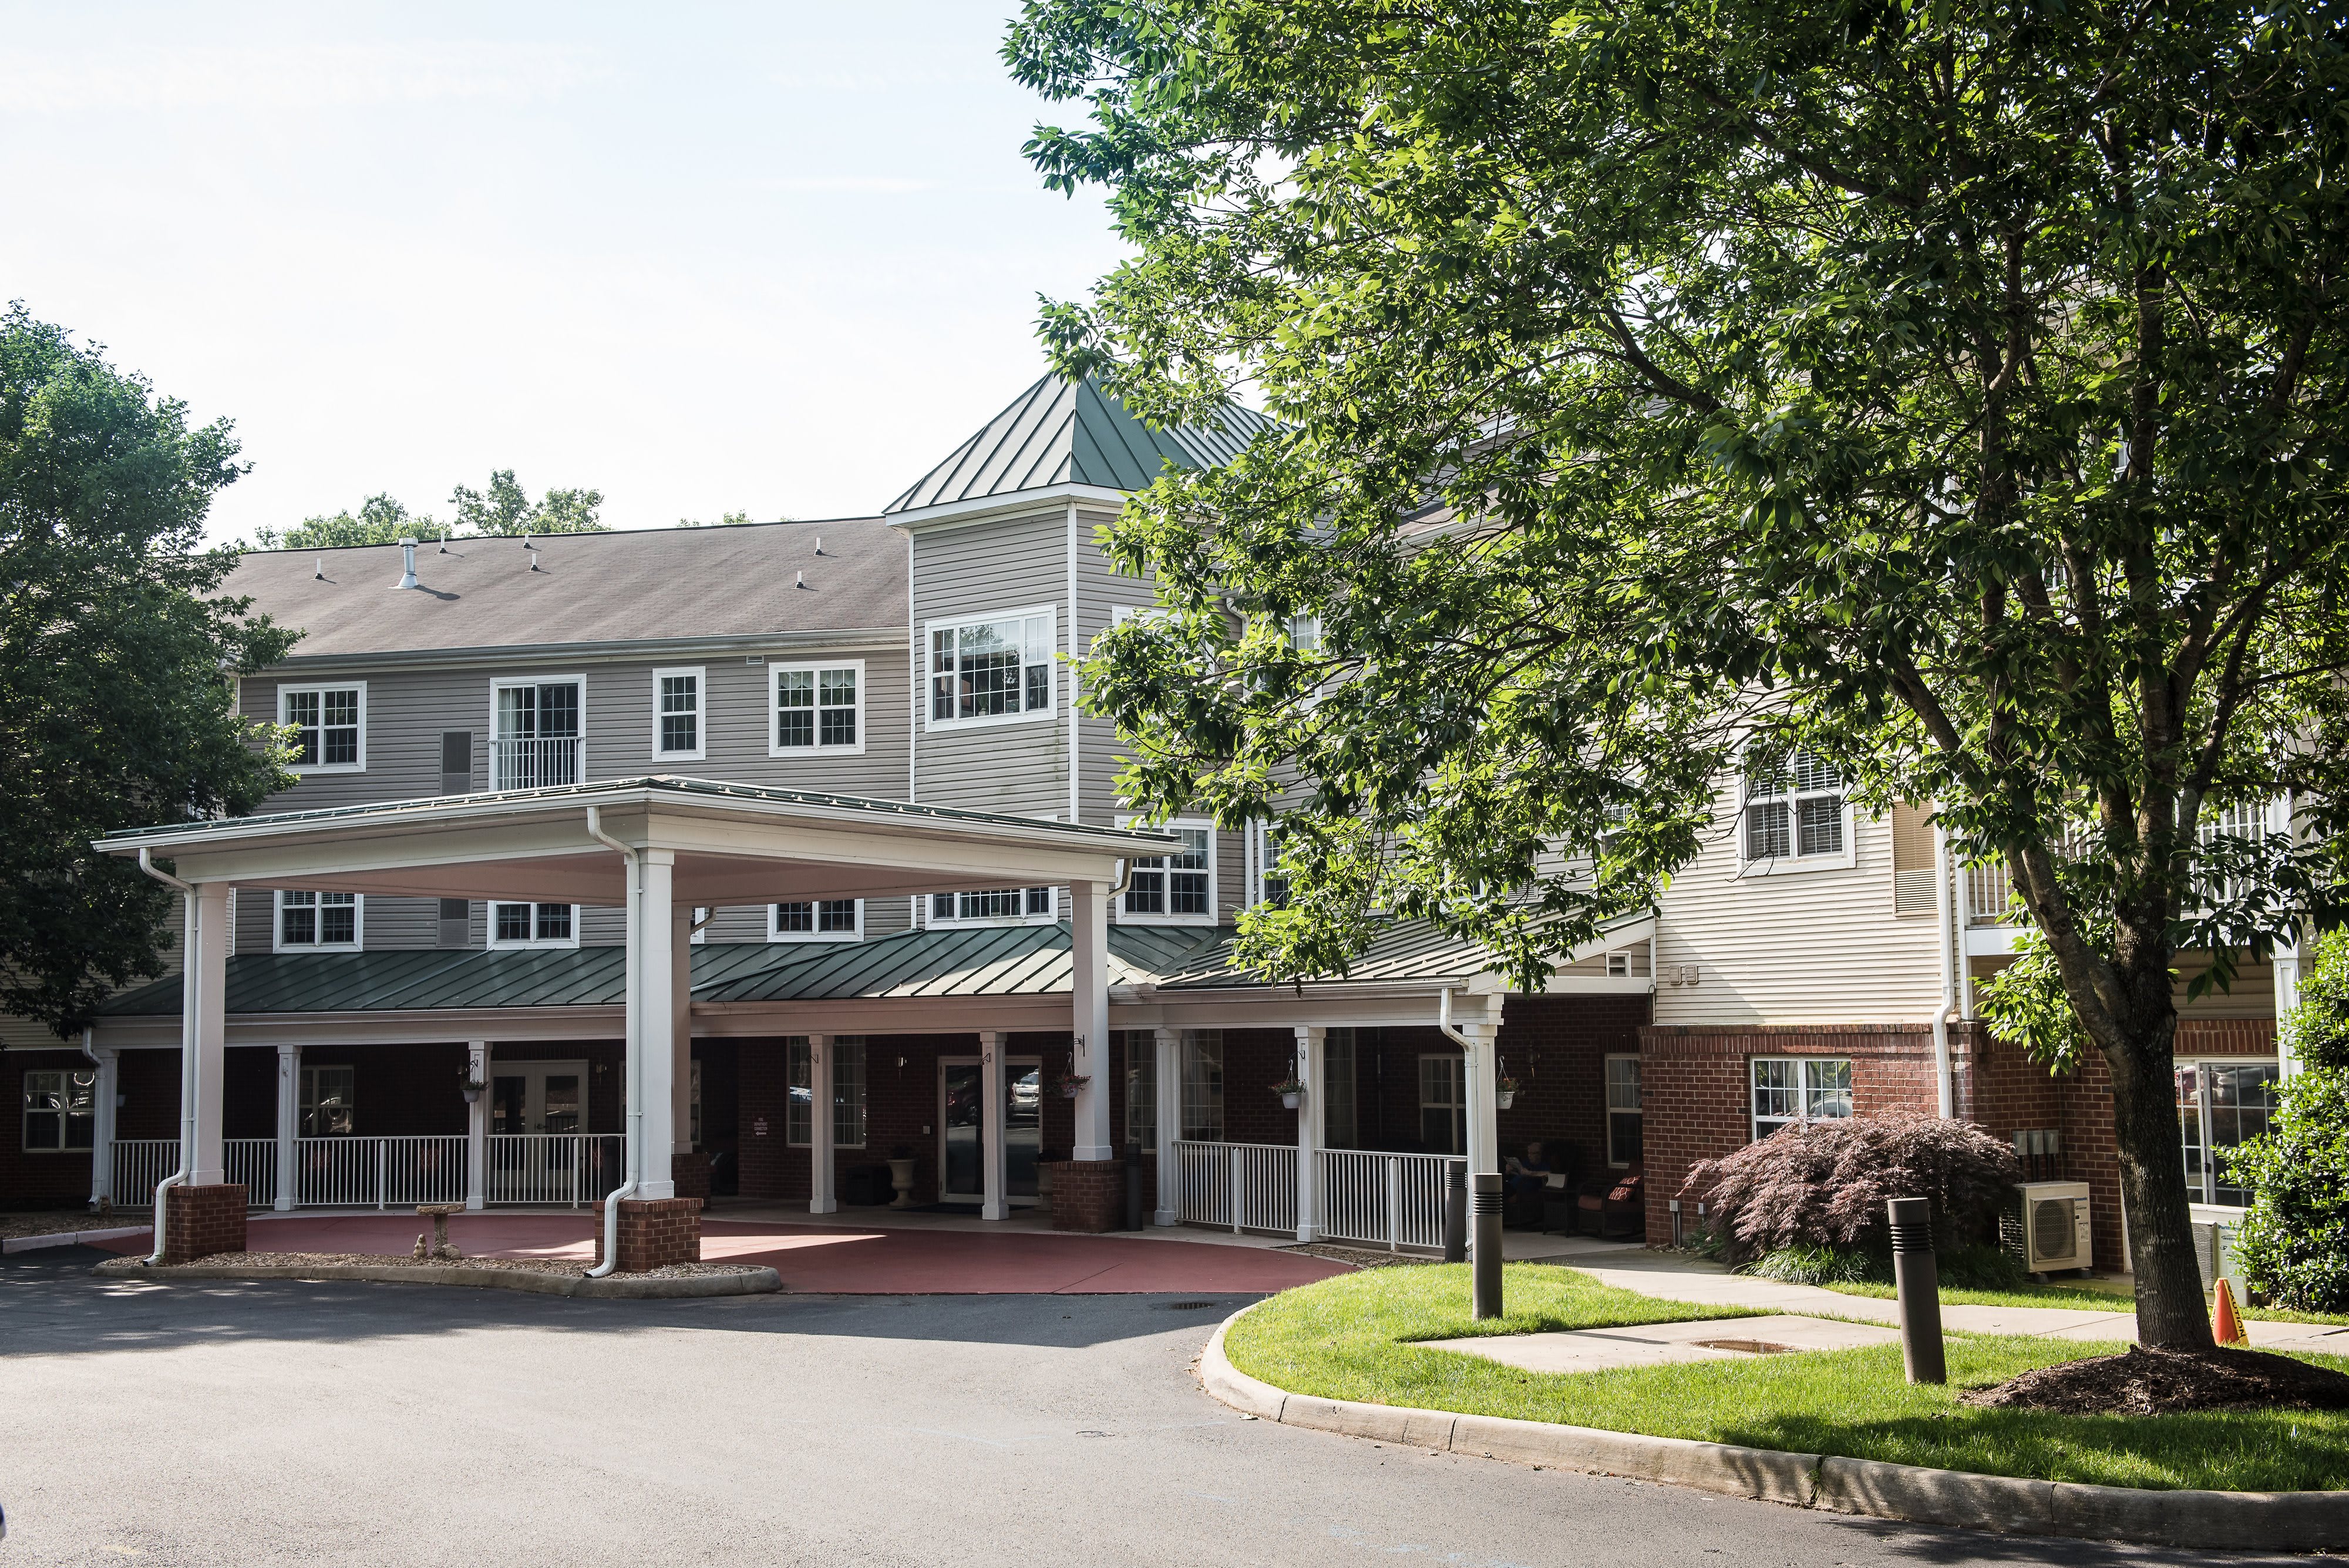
[672,907,694,1175]
[807,1033,837,1214]
[636,850,677,1199]
[463,1040,489,1211]
[87,1045,119,1208]
[1069,880,1113,1162]
[980,1029,1009,1220]
[275,1042,302,1210]
[1153,1025,1180,1226]
[188,882,230,1187]
[2277,940,2306,1076]
[1462,1022,1499,1178]
[1294,1025,1324,1243]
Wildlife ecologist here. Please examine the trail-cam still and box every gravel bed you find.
[141,1251,759,1281]
[1280,1243,1434,1269]
[0,1210,149,1240]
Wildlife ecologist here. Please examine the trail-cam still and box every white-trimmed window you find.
[1741,749,1850,867]
[300,1064,355,1136]
[490,676,585,789]
[21,1068,96,1152]
[1180,1029,1224,1141]
[928,887,1056,926]
[1751,1057,1853,1140]
[490,902,578,948]
[1248,820,1291,909]
[772,662,863,754]
[2176,1059,2281,1207]
[280,683,366,772]
[772,899,863,941]
[1605,1055,1644,1167]
[787,1036,867,1148]
[1118,1030,1156,1146]
[653,667,705,761]
[1419,1054,1466,1155]
[926,607,1055,728]
[1120,820,1214,923]
[275,890,361,951]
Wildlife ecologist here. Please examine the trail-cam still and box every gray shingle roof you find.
[223,517,904,662]
[885,374,1276,514]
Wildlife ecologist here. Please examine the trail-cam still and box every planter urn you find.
[887,1157,917,1208]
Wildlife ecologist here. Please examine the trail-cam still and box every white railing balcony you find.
[1964,862,2015,927]
[489,735,582,791]
[487,1133,625,1206]
[295,1135,468,1209]
[1173,1139,1298,1237]
[1316,1149,1451,1253]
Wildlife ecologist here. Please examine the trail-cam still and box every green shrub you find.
[2232,930,2349,1312]
[1743,1242,1885,1284]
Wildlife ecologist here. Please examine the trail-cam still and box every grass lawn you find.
[1819,1277,2349,1327]
[1225,1264,2349,1492]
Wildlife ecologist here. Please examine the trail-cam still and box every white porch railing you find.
[490,735,581,790]
[1316,1149,1451,1253]
[1173,1139,1298,1236]
[295,1135,467,1209]
[108,1139,277,1212]
[487,1133,625,1206]
[226,1138,277,1207]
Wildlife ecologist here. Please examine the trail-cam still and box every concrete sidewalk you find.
[1556,1246,2349,1354]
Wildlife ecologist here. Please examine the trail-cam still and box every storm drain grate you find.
[1156,1300,1222,1311]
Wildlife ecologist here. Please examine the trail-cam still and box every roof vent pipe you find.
[313,554,326,581]
[528,545,542,573]
[813,536,823,555]
[795,570,807,589]
[395,538,419,590]
[438,526,450,554]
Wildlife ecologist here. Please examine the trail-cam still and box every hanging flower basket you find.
[1271,1076,1305,1110]
[1495,1076,1520,1112]
[460,1078,487,1105]
[1056,1072,1090,1099]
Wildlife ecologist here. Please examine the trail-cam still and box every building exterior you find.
[2,371,2293,1271]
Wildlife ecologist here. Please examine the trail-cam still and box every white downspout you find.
[1929,817,1958,1118]
[584,805,640,1277]
[1437,985,1490,1173]
[134,847,196,1266]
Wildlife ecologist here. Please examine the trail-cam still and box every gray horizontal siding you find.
[911,507,1069,821]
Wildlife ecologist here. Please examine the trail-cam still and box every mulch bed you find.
[144,1251,756,1281]
[1282,1243,1434,1270]
[1962,1343,2349,1415]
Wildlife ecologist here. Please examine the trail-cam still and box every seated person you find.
[1505,1140,1556,1197]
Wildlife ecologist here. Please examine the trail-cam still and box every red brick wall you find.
[3,1048,97,1207]
[1494,994,1648,1186]
[1046,1159,1123,1232]
[161,1182,247,1263]
[592,1196,699,1271]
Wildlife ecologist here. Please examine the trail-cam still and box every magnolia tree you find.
[1008,0,2349,1347]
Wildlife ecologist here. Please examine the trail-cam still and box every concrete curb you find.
[1197,1307,2349,1551]
[90,1257,782,1300]
[4,1225,152,1254]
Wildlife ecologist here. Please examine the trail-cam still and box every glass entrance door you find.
[938,1057,1042,1206]
[489,1060,588,1201]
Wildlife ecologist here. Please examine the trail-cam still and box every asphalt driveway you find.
[0,1246,2301,1567]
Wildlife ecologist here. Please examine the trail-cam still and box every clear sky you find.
[0,3,1126,544]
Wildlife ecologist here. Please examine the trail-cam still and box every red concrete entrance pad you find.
[90,1213,1348,1294]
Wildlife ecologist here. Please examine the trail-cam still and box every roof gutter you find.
[261,625,906,674]
[133,848,195,1267]
[583,805,638,1278]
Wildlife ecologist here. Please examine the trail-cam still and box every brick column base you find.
[592,1196,701,1272]
[1045,1160,1123,1233]
[671,1150,712,1202]
[163,1183,248,1264]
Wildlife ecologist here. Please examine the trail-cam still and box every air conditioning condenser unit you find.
[2007,1181,2092,1276]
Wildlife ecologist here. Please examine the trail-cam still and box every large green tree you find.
[1008,1,2349,1347]
[251,471,610,552]
[0,305,297,1034]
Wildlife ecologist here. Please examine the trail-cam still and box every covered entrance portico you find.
[97,777,1172,1268]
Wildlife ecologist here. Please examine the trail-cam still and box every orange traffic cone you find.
[2212,1277,2248,1346]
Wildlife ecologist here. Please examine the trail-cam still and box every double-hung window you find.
[491,902,577,948]
[772,662,863,754]
[1606,1055,1644,1166]
[652,667,704,761]
[1742,748,1849,866]
[1120,821,1213,923]
[276,890,361,951]
[21,1068,96,1152]
[300,1064,356,1136]
[491,677,584,789]
[281,683,365,772]
[1419,1055,1467,1155]
[772,900,862,941]
[1751,1058,1853,1139]
[926,608,1055,726]
[787,1037,867,1148]
[1118,1031,1157,1147]
[929,887,1056,926]
[2176,1060,2280,1206]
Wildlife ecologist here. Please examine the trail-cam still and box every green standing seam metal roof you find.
[92,913,1649,1019]
[884,374,1277,514]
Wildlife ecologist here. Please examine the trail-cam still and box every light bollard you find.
[1472,1172,1505,1320]
[1887,1195,1946,1385]
[1443,1158,1468,1263]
